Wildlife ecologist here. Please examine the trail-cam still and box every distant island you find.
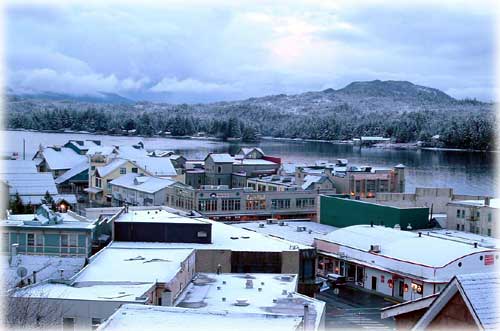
[6,80,495,150]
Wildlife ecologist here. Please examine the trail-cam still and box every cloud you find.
[9,68,150,95]
[150,77,237,93]
[4,1,496,102]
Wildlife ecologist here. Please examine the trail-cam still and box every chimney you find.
[418,232,422,237]
[217,264,222,275]
[303,304,310,331]
[474,242,478,248]
[10,243,19,264]
[59,269,64,280]
[32,271,37,284]
[485,197,490,206]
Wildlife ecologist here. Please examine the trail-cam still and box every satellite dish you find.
[17,266,28,278]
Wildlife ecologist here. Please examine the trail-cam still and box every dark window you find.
[63,318,75,331]
[132,168,138,173]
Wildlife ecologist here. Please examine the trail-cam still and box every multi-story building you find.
[32,146,87,178]
[446,198,498,237]
[295,162,406,198]
[109,173,175,206]
[166,183,335,221]
[1,205,99,257]
[86,145,177,205]
[185,148,281,189]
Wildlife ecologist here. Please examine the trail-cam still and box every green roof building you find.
[320,195,430,230]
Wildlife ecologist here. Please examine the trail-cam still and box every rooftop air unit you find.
[369,245,381,253]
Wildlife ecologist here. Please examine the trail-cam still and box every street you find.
[317,286,398,330]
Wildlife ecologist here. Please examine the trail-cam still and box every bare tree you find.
[3,287,69,330]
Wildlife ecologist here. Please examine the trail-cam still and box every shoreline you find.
[4,128,494,153]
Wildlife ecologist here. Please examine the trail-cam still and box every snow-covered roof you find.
[111,217,310,252]
[115,145,148,159]
[97,304,302,331]
[0,160,38,174]
[361,136,390,141]
[54,194,78,204]
[96,159,129,177]
[2,172,58,196]
[66,139,100,151]
[232,221,337,246]
[4,211,95,230]
[175,273,324,331]
[3,255,85,289]
[54,161,89,184]
[73,246,194,284]
[414,273,500,330]
[130,157,176,177]
[39,147,87,170]
[239,147,265,156]
[115,208,206,224]
[280,163,303,175]
[207,153,235,163]
[87,145,116,156]
[320,225,492,267]
[233,159,277,166]
[110,174,175,194]
[248,175,296,187]
[456,273,500,330]
[301,175,323,190]
[448,199,500,209]
[12,281,154,303]
[420,229,500,249]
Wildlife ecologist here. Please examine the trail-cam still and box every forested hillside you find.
[6,80,495,150]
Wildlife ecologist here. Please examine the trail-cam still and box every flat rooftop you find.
[3,212,95,230]
[12,282,153,303]
[3,255,85,289]
[73,246,194,283]
[448,199,500,209]
[97,304,302,331]
[175,273,324,330]
[111,217,310,252]
[232,221,337,246]
[115,209,208,224]
[320,225,494,267]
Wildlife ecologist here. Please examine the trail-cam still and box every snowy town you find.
[0,139,498,331]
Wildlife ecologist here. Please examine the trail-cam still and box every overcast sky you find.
[5,0,497,103]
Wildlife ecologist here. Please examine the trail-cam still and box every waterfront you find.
[2,130,495,196]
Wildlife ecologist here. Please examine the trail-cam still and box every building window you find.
[217,178,221,185]
[36,234,43,246]
[198,199,217,212]
[70,235,78,247]
[95,177,102,188]
[271,199,290,209]
[120,168,126,174]
[91,165,96,170]
[488,213,492,222]
[488,228,492,236]
[296,198,315,208]
[63,317,75,331]
[246,199,266,210]
[477,211,480,218]
[197,231,208,238]
[456,224,460,231]
[132,167,138,173]
[411,282,423,295]
[217,166,222,173]
[221,199,241,211]
[61,234,69,247]
[27,233,35,247]
[461,224,464,231]
[461,210,465,218]
[456,209,461,218]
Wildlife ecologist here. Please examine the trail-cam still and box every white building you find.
[97,305,304,331]
[174,272,325,331]
[109,173,175,206]
[9,244,196,330]
[314,225,499,302]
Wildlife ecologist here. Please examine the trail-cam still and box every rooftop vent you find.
[235,299,249,306]
[278,221,285,226]
[259,223,265,228]
[296,226,306,232]
[245,279,254,289]
[282,289,287,295]
[267,218,277,224]
[369,245,381,253]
